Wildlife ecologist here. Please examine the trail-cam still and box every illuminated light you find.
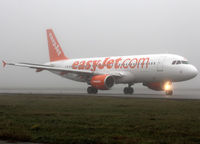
[164,82,172,91]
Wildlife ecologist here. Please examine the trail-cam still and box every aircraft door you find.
[157,56,166,72]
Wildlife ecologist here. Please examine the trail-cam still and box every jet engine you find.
[90,74,114,90]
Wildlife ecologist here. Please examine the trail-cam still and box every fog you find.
[0,0,199,89]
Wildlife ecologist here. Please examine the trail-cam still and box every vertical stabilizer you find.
[47,29,68,62]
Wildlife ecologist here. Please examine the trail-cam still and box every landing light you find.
[164,82,172,91]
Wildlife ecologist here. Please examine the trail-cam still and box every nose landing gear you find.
[165,90,173,95]
[163,81,173,95]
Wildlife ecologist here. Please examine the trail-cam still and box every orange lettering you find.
[98,57,110,69]
[115,58,122,69]
[129,58,138,69]
[85,60,92,70]
[137,58,150,68]
[91,60,101,71]
[78,61,86,70]
[72,61,79,69]
[107,59,114,69]
[122,58,131,69]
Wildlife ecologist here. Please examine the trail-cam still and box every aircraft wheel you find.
[128,87,134,94]
[87,87,98,94]
[165,90,173,95]
[124,87,128,94]
[124,87,134,94]
[93,87,98,94]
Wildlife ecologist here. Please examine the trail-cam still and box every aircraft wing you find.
[2,61,124,77]
[2,61,96,75]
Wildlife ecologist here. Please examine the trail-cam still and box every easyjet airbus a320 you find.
[3,29,198,95]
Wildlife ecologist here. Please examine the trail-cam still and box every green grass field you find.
[0,94,200,144]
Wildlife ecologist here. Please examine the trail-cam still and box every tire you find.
[166,90,173,95]
[93,87,98,94]
[128,87,134,94]
[87,87,93,94]
[87,87,98,94]
[124,87,128,94]
[124,87,134,94]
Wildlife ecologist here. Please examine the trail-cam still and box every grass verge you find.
[0,94,200,144]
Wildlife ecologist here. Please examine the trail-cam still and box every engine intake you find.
[91,74,114,90]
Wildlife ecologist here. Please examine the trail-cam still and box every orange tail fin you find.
[47,29,68,62]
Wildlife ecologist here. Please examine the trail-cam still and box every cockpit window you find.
[176,61,181,65]
[181,61,189,64]
[172,60,189,65]
[172,61,176,65]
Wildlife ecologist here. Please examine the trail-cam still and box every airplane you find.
[2,29,199,95]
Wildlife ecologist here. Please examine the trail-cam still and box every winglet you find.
[2,60,7,68]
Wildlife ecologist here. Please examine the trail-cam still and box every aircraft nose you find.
[181,65,199,81]
[190,65,198,78]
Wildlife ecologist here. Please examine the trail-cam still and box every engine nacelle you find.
[90,74,114,90]
[143,82,164,91]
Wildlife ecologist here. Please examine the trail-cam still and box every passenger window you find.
[172,61,176,65]
[176,61,181,65]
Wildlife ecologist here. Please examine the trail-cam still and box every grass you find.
[0,94,200,144]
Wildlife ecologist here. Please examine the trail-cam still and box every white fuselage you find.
[47,54,198,85]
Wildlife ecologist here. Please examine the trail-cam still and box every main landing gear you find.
[124,83,134,94]
[87,86,98,94]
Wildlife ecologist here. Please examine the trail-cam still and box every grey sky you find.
[0,0,199,89]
